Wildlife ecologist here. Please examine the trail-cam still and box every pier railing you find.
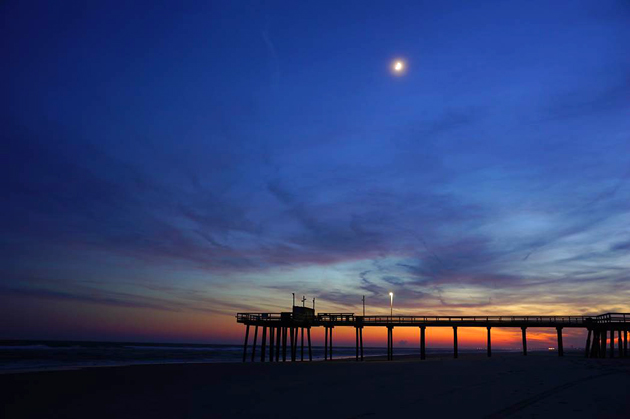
[593,313,628,324]
[236,313,284,322]
[236,312,630,327]
[358,315,589,325]
[318,313,356,322]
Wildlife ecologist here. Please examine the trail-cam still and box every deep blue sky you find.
[1,0,630,343]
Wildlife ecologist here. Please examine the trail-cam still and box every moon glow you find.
[390,59,407,76]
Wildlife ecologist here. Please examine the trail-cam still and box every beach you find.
[1,352,629,418]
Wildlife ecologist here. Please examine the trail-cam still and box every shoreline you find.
[0,348,585,376]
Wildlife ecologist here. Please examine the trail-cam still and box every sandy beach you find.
[1,352,629,418]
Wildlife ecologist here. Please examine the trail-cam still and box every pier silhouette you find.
[237,309,629,362]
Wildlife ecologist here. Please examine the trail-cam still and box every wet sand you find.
[1,352,629,418]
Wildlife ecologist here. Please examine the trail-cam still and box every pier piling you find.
[391,326,394,360]
[453,327,458,359]
[487,327,492,357]
[587,329,597,358]
[420,326,426,360]
[252,325,258,362]
[360,327,364,361]
[330,327,333,360]
[591,329,600,358]
[387,326,394,360]
[242,324,250,363]
[521,327,527,356]
[307,327,312,361]
[610,329,615,358]
[261,326,267,362]
[556,327,563,357]
[291,327,297,361]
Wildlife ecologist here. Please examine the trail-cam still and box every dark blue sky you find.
[1,0,630,343]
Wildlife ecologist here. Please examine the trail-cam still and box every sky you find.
[1,0,630,348]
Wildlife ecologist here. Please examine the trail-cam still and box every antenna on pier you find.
[302,295,306,307]
[313,298,316,312]
[292,292,295,307]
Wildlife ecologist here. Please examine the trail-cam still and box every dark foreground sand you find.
[1,352,629,418]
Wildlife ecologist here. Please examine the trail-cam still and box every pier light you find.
[389,292,393,316]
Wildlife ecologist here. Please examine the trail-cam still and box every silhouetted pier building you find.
[237,309,629,362]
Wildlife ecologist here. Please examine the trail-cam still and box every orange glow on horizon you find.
[286,326,587,349]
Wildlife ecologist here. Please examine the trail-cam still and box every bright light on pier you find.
[389,292,394,316]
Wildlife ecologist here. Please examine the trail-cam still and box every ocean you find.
[0,340,505,373]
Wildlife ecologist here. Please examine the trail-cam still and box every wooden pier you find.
[237,309,630,362]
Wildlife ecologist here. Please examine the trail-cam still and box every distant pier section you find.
[236,308,629,362]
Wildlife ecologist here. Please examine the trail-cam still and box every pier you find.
[237,309,629,362]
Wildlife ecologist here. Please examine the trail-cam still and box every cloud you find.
[541,73,630,122]
[610,239,630,252]
[0,286,179,312]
